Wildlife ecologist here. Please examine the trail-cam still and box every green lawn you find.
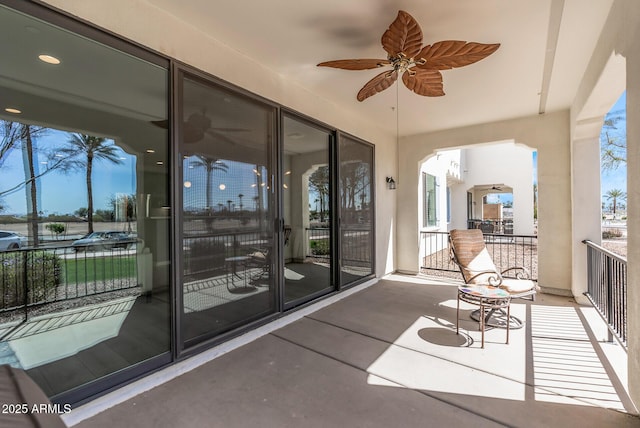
[62,256,137,284]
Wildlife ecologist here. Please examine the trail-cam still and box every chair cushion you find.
[449,229,498,284]
[248,251,266,261]
[500,279,536,294]
[462,248,499,284]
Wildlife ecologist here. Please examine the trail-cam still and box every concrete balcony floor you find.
[69,274,638,427]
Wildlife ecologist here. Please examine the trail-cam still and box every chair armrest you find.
[466,271,503,287]
[500,267,531,280]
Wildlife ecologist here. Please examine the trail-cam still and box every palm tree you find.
[605,189,626,216]
[59,134,123,233]
[190,155,228,210]
[238,193,244,212]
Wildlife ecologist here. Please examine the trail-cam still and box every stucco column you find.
[625,5,640,406]
[396,139,421,274]
[570,126,603,304]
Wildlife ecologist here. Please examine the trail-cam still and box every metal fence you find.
[0,244,138,315]
[420,231,538,281]
[306,227,372,265]
[183,229,268,278]
[583,239,627,349]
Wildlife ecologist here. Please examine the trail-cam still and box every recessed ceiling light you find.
[38,54,61,65]
[184,181,192,188]
[5,108,21,114]
[146,149,155,153]
[219,184,226,190]
[156,161,164,165]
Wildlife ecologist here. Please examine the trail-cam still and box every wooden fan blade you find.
[210,127,250,133]
[357,70,398,101]
[318,59,390,70]
[402,68,444,97]
[151,119,168,129]
[381,10,423,58]
[205,129,245,145]
[416,41,500,70]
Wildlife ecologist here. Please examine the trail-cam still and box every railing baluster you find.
[582,239,626,350]
[420,230,538,282]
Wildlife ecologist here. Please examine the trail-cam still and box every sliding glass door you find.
[339,135,374,285]
[179,72,277,347]
[282,114,335,307]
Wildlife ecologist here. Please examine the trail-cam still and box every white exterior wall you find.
[460,142,535,235]
[417,153,457,262]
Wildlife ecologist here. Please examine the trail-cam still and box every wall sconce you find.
[386,176,397,190]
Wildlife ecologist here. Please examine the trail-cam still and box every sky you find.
[600,91,627,207]
[1,129,136,216]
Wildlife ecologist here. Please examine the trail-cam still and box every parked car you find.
[71,231,135,252]
[0,231,28,251]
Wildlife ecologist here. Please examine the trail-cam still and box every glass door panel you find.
[180,75,276,346]
[282,115,334,306]
[339,136,374,285]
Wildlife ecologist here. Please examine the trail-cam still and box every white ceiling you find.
[146,0,614,137]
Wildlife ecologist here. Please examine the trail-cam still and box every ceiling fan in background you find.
[317,10,500,101]
[478,185,504,192]
[152,111,249,144]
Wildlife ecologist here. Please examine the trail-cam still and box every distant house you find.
[419,142,535,236]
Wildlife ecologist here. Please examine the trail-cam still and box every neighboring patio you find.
[67,275,637,428]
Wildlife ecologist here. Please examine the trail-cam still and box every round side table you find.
[457,285,511,348]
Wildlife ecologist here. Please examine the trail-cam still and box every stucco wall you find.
[42,0,398,277]
[460,142,535,235]
[398,111,571,294]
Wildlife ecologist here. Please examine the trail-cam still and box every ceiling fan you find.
[318,10,500,101]
[479,185,504,191]
[151,112,249,144]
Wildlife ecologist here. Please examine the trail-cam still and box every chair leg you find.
[456,295,460,335]
[480,304,485,349]
[506,303,510,345]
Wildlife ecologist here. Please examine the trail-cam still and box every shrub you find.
[310,239,330,255]
[602,228,623,239]
[0,251,61,309]
[186,239,227,275]
[45,223,66,238]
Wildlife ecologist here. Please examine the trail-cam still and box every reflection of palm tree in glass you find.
[309,166,329,222]
[60,134,123,234]
[238,193,244,211]
[190,155,228,211]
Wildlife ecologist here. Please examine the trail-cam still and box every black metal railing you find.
[0,243,139,316]
[183,229,269,278]
[305,227,372,265]
[420,231,538,281]
[306,227,330,259]
[583,240,627,349]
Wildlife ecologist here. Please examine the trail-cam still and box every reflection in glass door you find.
[339,135,374,285]
[282,115,334,306]
[179,73,277,347]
